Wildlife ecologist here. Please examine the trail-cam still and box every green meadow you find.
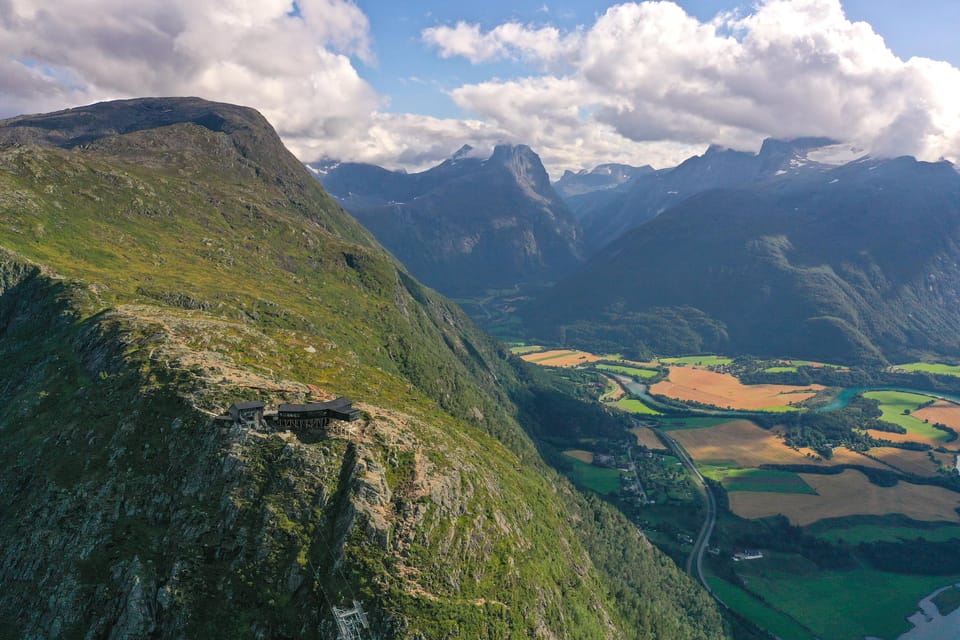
[565,459,621,495]
[894,362,960,377]
[614,398,661,415]
[595,363,660,378]
[660,355,734,367]
[863,390,952,442]
[699,464,816,494]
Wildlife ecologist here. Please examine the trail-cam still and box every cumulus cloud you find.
[2,0,959,176]
[428,0,960,169]
[0,0,381,161]
[422,21,580,66]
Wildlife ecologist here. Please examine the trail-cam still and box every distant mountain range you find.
[553,162,654,200]
[525,153,960,364]
[310,144,583,297]
[564,137,859,252]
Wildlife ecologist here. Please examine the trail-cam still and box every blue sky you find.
[355,0,960,120]
[3,0,959,173]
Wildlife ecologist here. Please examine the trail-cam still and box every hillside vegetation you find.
[0,98,724,639]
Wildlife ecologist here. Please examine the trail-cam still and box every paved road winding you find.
[656,429,717,596]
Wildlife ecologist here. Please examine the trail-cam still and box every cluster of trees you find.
[859,538,960,575]
[752,395,882,457]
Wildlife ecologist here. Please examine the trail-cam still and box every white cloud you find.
[422,20,579,66]
[2,0,959,177]
[0,0,381,160]
[425,0,960,170]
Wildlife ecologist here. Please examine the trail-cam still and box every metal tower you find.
[332,600,371,640]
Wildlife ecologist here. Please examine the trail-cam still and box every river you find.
[816,387,960,413]
[885,583,960,640]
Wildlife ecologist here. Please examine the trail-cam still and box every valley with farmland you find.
[515,345,960,639]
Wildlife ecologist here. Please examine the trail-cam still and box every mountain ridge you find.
[0,97,724,639]
[524,153,960,363]
[311,144,584,297]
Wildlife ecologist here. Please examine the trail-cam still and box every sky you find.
[2,0,959,176]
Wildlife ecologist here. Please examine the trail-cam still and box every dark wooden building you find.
[275,397,361,431]
[228,401,265,428]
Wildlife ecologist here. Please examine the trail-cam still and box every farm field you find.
[734,557,960,640]
[670,419,885,469]
[650,367,823,411]
[659,355,733,367]
[706,576,813,640]
[562,449,594,464]
[763,366,798,373]
[629,427,665,450]
[658,416,737,430]
[867,447,946,477]
[699,464,816,494]
[893,362,960,377]
[520,349,602,367]
[614,398,661,415]
[508,344,544,355]
[863,391,954,444]
[914,399,960,432]
[727,469,960,526]
[598,375,625,401]
[615,358,661,368]
[565,458,621,495]
[867,429,955,450]
[808,519,960,544]
[595,363,659,379]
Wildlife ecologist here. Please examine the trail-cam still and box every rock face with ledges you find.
[311,144,584,296]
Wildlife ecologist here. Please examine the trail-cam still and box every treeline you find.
[714,516,856,572]
[859,538,960,575]
[752,395,881,457]
[731,356,960,396]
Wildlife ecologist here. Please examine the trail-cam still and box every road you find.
[656,429,717,596]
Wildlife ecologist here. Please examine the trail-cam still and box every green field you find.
[595,363,660,379]
[736,556,960,640]
[706,576,813,640]
[614,398,661,415]
[508,344,544,355]
[700,464,817,494]
[756,404,803,413]
[863,390,952,441]
[660,355,733,367]
[894,362,960,377]
[790,360,845,369]
[809,520,960,544]
[565,459,621,495]
[763,366,799,373]
[658,417,735,430]
[933,585,960,616]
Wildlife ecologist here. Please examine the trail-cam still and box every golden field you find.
[728,469,960,526]
[650,367,823,410]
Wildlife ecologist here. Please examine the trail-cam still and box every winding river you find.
[815,387,960,413]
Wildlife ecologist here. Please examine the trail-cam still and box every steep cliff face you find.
[0,99,724,639]
[312,144,584,297]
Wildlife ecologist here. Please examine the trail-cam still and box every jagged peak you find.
[450,144,475,160]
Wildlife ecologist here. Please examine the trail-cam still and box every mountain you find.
[523,154,960,364]
[576,137,857,251]
[0,98,724,639]
[553,162,654,200]
[310,144,584,297]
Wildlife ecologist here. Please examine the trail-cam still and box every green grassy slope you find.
[0,98,724,639]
